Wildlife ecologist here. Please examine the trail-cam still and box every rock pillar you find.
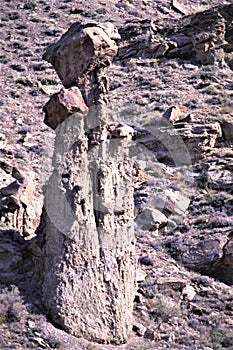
[39,22,137,344]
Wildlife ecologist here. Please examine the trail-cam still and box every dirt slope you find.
[0,0,233,349]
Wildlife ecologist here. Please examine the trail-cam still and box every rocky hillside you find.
[0,0,233,349]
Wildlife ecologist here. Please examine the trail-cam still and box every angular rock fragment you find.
[180,122,222,160]
[212,236,233,285]
[133,121,221,164]
[43,22,119,105]
[182,285,196,301]
[98,22,121,40]
[136,207,168,231]
[162,105,190,125]
[157,277,186,292]
[171,232,233,287]
[43,87,88,130]
[133,323,147,337]
[171,0,188,15]
[165,236,225,273]
[107,123,134,139]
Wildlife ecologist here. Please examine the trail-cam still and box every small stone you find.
[162,105,189,124]
[144,328,157,340]
[43,87,88,129]
[108,124,134,139]
[222,121,233,142]
[157,277,186,292]
[135,207,168,231]
[27,320,35,328]
[182,285,196,301]
[183,63,198,70]
[0,133,6,149]
[15,118,23,125]
[133,323,147,336]
[104,272,111,282]
[136,269,147,282]
[97,22,121,40]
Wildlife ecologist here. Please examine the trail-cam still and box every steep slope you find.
[0,1,233,349]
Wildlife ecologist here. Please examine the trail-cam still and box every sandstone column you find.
[40,22,137,344]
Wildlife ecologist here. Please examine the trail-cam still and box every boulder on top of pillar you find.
[42,22,119,91]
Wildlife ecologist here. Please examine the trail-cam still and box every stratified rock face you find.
[43,22,119,105]
[187,9,226,65]
[40,22,137,345]
[118,4,233,67]
[133,120,221,164]
[43,87,88,130]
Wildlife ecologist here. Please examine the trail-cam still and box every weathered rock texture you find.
[165,151,233,285]
[43,22,119,106]
[1,1,233,349]
[133,119,221,164]
[39,22,138,344]
[0,229,25,286]
[118,4,233,67]
[43,87,88,130]
[40,115,137,343]
[0,159,38,237]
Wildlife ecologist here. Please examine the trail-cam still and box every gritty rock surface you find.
[0,0,233,349]
[43,86,88,129]
[40,23,138,345]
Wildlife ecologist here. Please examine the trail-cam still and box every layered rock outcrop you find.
[133,116,221,164]
[118,4,233,67]
[117,4,233,286]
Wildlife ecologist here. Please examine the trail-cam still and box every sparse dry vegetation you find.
[0,0,233,349]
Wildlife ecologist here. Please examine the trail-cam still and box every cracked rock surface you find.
[0,0,233,349]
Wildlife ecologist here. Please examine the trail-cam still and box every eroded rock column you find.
[40,22,137,344]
